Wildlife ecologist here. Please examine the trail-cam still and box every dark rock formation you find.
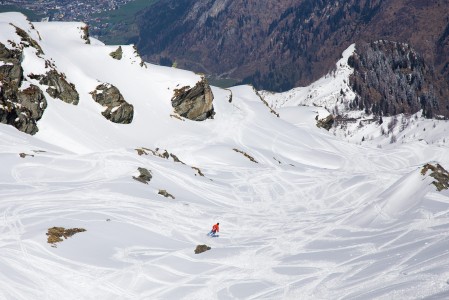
[233,148,258,164]
[0,42,22,63]
[158,189,175,199]
[80,25,90,44]
[0,42,47,134]
[348,41,448,118]
[421,163,449,192]
[132,45,147,68]
[11,23,44,55]
[194,244,211,254]
[90,83,134,124]
[109,46,123,60]
[35,69,79,105]
[171,78,215,121]
[17,85,47,119]
[317,115,335,131]
[133,167,152,184]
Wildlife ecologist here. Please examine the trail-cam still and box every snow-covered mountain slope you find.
[261,44,357,115]
[2,13,449,300]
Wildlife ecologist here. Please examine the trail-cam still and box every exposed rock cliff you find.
[171,78,215,121]
[0,42,46,134]
[90,83,134,124]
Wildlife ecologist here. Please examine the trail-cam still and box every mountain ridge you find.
[135,0,449,97]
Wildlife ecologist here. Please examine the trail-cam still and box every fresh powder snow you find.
[1,12,449,300]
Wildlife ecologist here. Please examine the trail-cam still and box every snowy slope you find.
[261,44,357,116]
[2,13,449,300]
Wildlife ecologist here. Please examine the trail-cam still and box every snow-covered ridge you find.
[261,44,357,116]
[1,13,449,300]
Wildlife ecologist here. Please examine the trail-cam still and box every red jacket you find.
[212,224,219,232]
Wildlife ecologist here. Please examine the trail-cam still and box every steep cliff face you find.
[0,42,47,134]
[135,0,449,95]
[348,41,449,118]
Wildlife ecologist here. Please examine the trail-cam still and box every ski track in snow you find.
[1,12,449,300]
[2,129,449,299]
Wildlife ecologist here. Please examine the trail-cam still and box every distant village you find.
[0,0,134,36]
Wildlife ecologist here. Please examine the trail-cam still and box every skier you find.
[207,222,219,237]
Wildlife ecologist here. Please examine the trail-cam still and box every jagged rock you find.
[194,244,211,254]
[421,163,449,191]
[0,85,47,135]
[0,42,22,64]
[109,46,123,60]
[11,24,44,55]
[38,70,79,105]
[317,115,334,131]
[17,85,47,119]
[158,189,175,199]
[0,42,47,135]
[233,148,258,163]
[46,227,86,247]
[0,62,23,98]
[80,25,90,44]
[171,78,215,121]
[191,166,204,177]
[170,153,185,164]
[133,167,152,184]
[90,83,134,124]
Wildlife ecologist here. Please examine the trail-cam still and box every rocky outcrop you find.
[171,78,215,121]
[233,148,258,163]
[46,227,86,247]
[11,24,44,55]
[348,41,448,118]
[109,46,123,60]
[133,45,147,68]
[194,244,211,254]
[158,189,175,199]
[133,167,152,184]
[0,42,22,64]
[80,25,90,44]
[421,163,449,192]
[316,115,334,131]
[90,83,134,124]
[33,69,79,105]
[0,42,47,134]
[0,84,47,135]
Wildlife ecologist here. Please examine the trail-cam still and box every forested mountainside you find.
[135,0,449,94]
[348,41,449,118]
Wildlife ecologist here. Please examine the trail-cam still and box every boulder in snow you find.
[90,83,134,124]
[194,244,211,254]
[171,77,215,121]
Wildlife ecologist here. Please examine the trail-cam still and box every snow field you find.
[1,13,449,299]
